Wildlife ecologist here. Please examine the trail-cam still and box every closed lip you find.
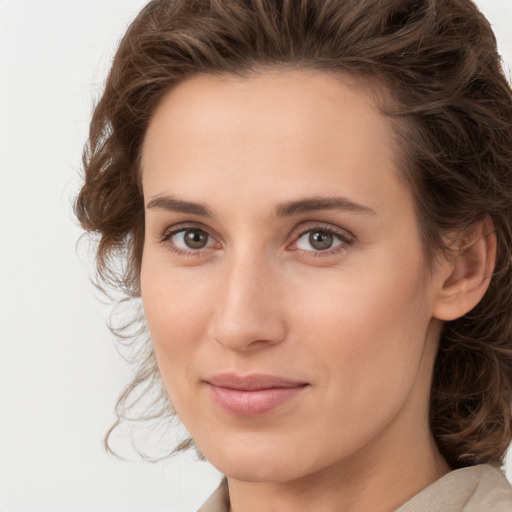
[204,373,309,390]
[204,373,309,417]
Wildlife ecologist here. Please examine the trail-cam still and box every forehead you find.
[143,69,389,155]
[141,69,407,217]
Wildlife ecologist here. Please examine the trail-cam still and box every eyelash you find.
[160,223,218,257]
[292,225,354,258]
[159,223,354,258]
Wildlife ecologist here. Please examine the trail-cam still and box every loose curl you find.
[75,0,512,467]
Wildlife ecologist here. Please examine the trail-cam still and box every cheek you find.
[288,250,432,406]
[140,255,206,378]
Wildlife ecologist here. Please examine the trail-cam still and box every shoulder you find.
[197,467,512,512]
[397,464,512,512]
[197,478,229,512]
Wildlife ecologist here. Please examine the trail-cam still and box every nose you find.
[207,251,287,352]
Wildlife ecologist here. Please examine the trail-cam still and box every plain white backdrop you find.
[0,1,511,510]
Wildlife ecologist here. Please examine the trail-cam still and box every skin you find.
[139,69,489,511]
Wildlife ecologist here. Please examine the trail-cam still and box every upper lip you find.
[205,373,308,391]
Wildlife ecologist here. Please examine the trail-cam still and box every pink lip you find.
[205,374,309,417]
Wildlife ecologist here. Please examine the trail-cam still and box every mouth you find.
[204,373,310,417]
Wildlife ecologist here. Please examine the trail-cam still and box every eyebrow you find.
[145,194,375,218]
[146,195,213,217]
[274,196,376,217]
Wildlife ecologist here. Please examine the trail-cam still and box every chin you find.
[213,456,307,483]
[196,433,324,483]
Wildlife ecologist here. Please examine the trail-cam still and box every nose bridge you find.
[209,244,285,351]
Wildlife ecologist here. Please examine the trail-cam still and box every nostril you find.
[208,310,287,352]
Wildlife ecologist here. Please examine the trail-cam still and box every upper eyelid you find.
[293,222,355,241]
[293,227,352,249]
[161,222,219,241]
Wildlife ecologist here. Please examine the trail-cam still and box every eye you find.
[297,230,340,251]
[294,227,351,253]
[165,227,217,251]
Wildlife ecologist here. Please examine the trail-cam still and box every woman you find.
[75,0,512,510]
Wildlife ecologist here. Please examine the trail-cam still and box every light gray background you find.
[0,1,510,510]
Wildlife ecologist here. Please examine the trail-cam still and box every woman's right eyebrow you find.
[146,195,213,217]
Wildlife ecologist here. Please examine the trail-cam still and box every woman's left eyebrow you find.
[274,196,376,217]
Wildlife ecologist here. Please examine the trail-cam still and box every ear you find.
[432,217,496,321]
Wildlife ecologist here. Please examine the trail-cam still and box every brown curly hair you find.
[75,0,512,468]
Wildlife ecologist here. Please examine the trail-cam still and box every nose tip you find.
[207,261,286,352]
[210,314,285,352]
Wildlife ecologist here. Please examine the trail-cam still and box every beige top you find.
[198,464,512,512]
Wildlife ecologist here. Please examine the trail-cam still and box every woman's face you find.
[140,70,447,482]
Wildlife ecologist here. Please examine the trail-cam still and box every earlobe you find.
[433,217,496,321]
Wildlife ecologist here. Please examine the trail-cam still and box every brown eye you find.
[183,229,209,249]
[309,231,334,250]
[296,228,344,252]
[170,228,214,250]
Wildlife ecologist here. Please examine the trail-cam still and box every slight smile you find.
[204,374,310,417]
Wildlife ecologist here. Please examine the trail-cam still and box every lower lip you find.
[207,384,307,417]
